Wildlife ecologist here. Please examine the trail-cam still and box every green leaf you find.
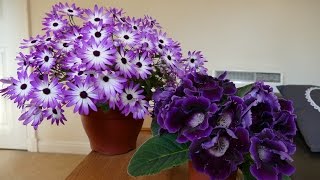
[240,154,256,180]
[128,133,189,176]
[96,103,109,112]
[236,84,254,97]
[282,175,291,180]
[151,118,160,136]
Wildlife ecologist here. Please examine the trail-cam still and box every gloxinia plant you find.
[0,3,207,129]
[128,72,297,180]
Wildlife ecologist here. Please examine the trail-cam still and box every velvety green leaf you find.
[96,103,109,112]
[240,154,256,180]
[128,133,189,176]
[282,175,291,180]
[151,118,160,136]
[236,84,254,97]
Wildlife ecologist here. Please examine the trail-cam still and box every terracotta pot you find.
[81,109,144,155]
[188,161,243,180]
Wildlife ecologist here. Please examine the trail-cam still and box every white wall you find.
[28,0,320,153]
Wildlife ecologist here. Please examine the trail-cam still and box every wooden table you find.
[66,132,188,180]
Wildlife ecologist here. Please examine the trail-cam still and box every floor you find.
[0,150,85,180]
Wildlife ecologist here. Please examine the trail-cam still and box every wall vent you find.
[213,70,283,92]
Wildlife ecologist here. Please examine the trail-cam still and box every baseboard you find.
[37,140,91,155]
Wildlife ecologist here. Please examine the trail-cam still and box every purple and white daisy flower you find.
[133,52,152,79]
[30,75,63,108]
[83,5,112,25]
[139,33,156,52]
[16,52,30,72]
[115,48,137,78]
[82,22,111,43]
[18,105,45,130]
[155,31,172,52]
[161,48,182,68]
[185,51,207,71]
[1,71,33,107]
[42,12,67,33]
[120,82,144,109]
[65,77,99,115]
[55,40,75,53]
[35,48,55,72]
[81,37,116,70]
[115,26,139,47]
[95,71,126,98]
[20,35,42,49]
[131,99,150,119]
[126,17,141,32]
[63,52,83,70]
[45,106,67,125]
[54,3,83,17]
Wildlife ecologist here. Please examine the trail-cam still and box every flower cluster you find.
[0,3,206,129]
[153,72,297,180]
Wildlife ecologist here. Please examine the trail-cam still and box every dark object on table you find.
[277,85,320,152]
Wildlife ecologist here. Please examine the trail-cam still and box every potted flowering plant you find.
[0,3,206,155]
[128,72,297,180]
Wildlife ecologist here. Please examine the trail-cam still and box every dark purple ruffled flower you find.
[250,128,295,180]
[190,127,250,179]
[210,96,252,129]
[245,81,280,111]
[164,96,218,142]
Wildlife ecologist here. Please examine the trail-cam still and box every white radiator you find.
[213,70,283,93]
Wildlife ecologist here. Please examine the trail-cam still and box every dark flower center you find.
[121,58,127,64]
[190,58,195,63]
[63,43,69,47]
[167,55,172,60]
[93,50,100,57]
[77,36,82,39]
[126,94,133,100]
[158,44,163,49]
[133,26,137,30]
[136,62,142,68]
[78,71,84,75]
[20,84,27,90]
[43,88,51,95]
[67,9,74,13]
[44,56,49,62]
[31,40,37,44]
[123,35,130,40]
[95,32,101,38]
[46,38,51,41]
[52,22,59,27]
[94,17,101,22]
[103,76,109,82]
[39,75,44,80]
[159,39,164,44]
[52,109,58,114]
[80,91,88,99]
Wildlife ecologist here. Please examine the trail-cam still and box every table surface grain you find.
[66,132,188,180]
